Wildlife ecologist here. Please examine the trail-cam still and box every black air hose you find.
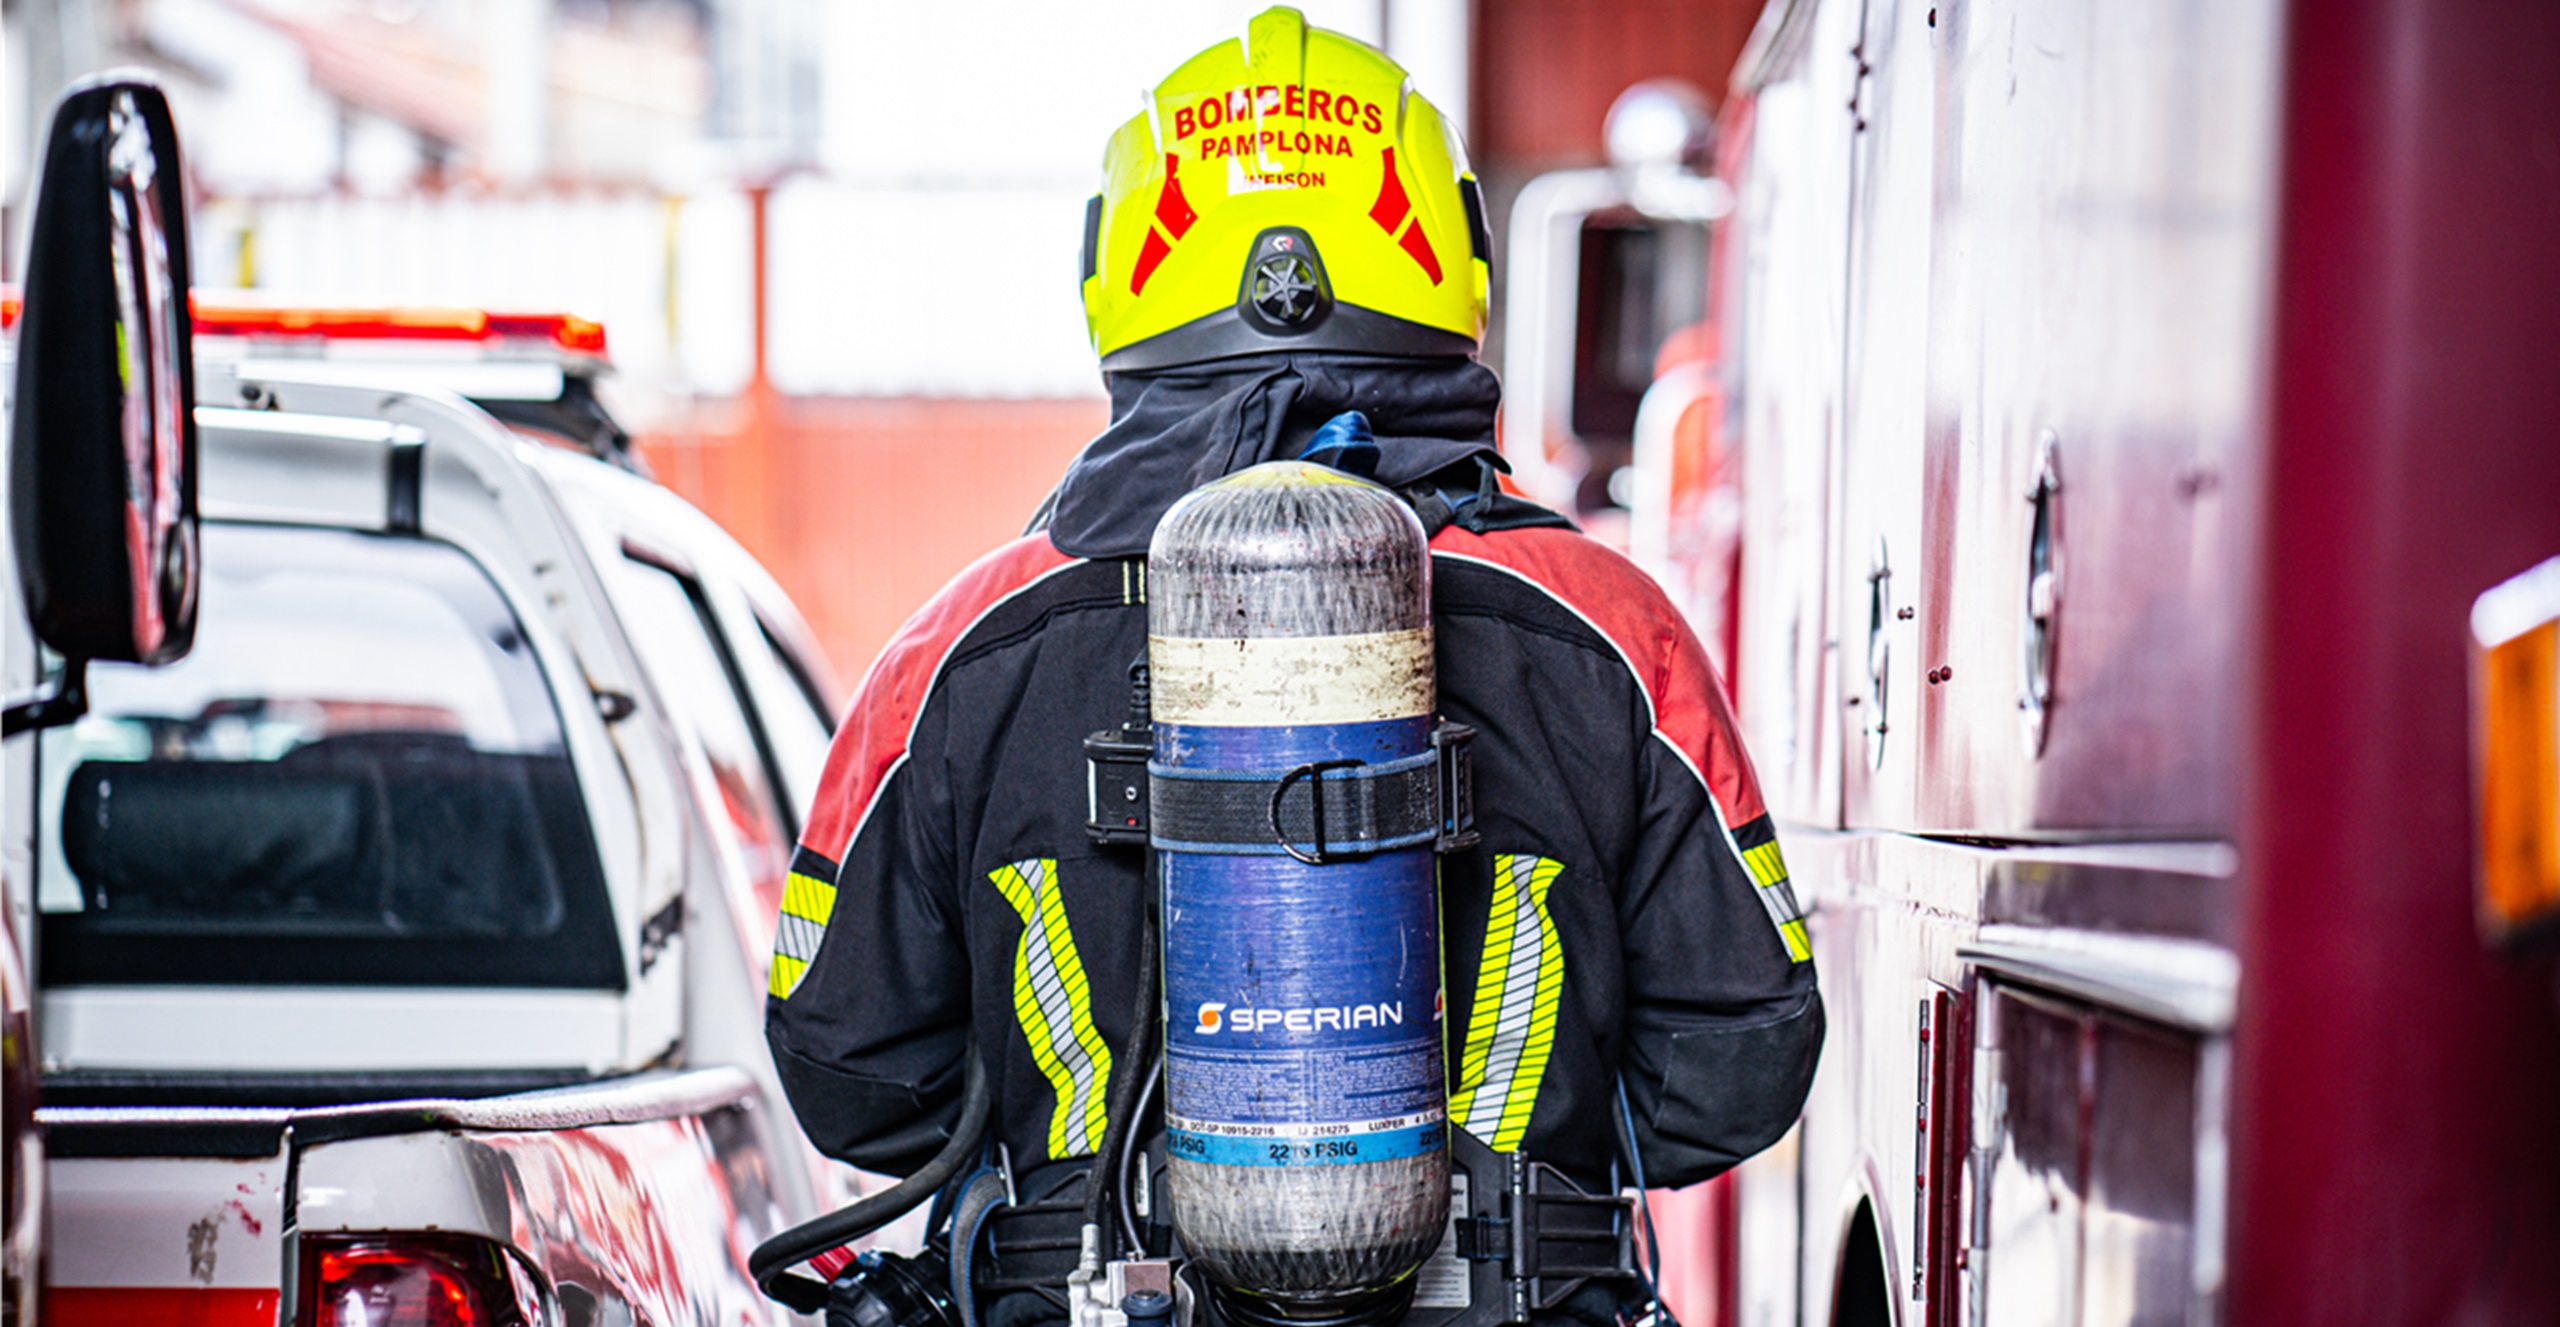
[1115,1047,1164,1255]
[752,1049,992,1313]
[1082,902,1161,1255]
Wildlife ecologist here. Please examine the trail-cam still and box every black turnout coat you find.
[765,355,1822,1192]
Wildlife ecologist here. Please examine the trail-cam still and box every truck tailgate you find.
[42,1110,290,1327]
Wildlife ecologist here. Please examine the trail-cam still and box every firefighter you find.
[766,7,1821,1322]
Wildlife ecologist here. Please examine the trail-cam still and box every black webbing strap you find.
[1152,752,1438,857]
[1147,721,1477,861]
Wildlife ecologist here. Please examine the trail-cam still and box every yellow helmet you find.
[1081,6,1491,370]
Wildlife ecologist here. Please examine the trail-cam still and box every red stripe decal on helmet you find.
[1398,220,1444,285]
[1130,227,1174,295]
[1369,147,1413,233]
[1154,154,1198,239]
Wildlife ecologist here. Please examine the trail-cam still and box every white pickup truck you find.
[6,75,855,1327]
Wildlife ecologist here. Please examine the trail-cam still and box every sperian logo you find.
[1195,1000,1404,1034]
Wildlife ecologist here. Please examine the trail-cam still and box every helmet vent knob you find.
[1253,254,1319,324]
[1239,227,1333,333]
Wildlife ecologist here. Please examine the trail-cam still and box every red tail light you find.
[298,1235,544,1327]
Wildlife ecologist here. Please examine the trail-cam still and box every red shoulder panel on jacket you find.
[1431,524,1769,831]
[801,535,1081,859]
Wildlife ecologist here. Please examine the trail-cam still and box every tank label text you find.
[1196,999,1406,1034]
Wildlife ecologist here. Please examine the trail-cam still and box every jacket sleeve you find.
[764,536,1074,1171]
[763,626,973,1174]
[1614,607,1823,1188]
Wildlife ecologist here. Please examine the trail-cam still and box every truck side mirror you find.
[6,75,200,734]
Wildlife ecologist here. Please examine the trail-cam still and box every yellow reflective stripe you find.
[769,869,839,1000]
[991,860,1035,916]
[782,869,838,923]
[992,859,1115,1158]
[1010,959,1076,1150]
[996,863,1080,1155]
[1042,898,1116,1106]
[1736,837,1811,965]
[1452,855,1563,1152]
[1453,860,1520,1097]
[1499,865,1565,1141]
[1742,841,1787,890]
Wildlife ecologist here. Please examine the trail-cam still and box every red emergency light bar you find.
[0,286,607,359]
[190,299,609,358]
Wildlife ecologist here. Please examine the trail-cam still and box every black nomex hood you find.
[1032,353,1570,558]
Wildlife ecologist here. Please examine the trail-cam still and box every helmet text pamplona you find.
[1081,6,1493,370]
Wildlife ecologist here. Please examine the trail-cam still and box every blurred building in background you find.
[3,0,1757,683]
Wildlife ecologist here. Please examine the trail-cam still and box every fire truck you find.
[1541,1,2560,1324]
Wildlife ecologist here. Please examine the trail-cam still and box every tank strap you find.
[1129,720,1477,862]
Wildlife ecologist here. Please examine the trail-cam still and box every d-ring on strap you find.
[1269,759,1370,864]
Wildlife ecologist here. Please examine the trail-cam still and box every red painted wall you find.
[641,397,1105,681]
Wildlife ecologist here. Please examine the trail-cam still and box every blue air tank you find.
[1147,461,1450,1316]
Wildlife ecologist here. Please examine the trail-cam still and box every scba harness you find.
[895,1121,1646,1327]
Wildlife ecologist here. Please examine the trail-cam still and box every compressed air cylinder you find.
[1148,461,1450,1316]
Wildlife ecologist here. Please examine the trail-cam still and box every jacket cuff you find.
[767,1030,966,1174]
[1636,990,1825,1188]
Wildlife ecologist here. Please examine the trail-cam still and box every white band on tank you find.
[1150,628,1435,727]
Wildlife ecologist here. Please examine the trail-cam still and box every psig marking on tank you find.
[1196,999,1403,1033]
[1271,1138,1363,1162]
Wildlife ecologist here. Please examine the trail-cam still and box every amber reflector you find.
[2473,557,2560,945]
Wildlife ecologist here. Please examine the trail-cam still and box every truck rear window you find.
[37,524,624,990]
